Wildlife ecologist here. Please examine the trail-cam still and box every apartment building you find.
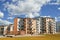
[14,18,37,35]
[36,17,42,34]
[0,17,56,35]
[0,25,8,35]
[24,18,37,35]
[0,25,4,35]
[0,17,53,36]
[40,17,56,34]
[13,17,56,35]
[6,24,14,35]
[36,17,56,34]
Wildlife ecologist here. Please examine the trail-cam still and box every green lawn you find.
[0,34,60,40]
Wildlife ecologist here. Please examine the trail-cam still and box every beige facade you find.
[24,18,37,34]
[6,24,14,35]
[41,17,56,34]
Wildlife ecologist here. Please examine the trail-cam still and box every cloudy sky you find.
[0,0,60,25]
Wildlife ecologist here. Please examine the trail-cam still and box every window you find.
[7,27,10,31]
[1,28,4,31]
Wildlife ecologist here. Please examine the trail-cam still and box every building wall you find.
[41,18,46,34]
[43,17,56,34]
[18,18,26,35]
[31,19,37,34]
[0,26,4,35]
[14,18,37,35]
[0,17,56,35]
[14,18,26,35]
[10,24,14,31]
[36,18,41,34]
[36,17,56,34]
[0,25,13,35]
[14,18,18,35]
[4,25,8,35]
[0,25,9,35]
[13,17,56,35]
[24,18,37,34]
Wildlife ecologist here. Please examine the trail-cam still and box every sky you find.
[0,0,60,25]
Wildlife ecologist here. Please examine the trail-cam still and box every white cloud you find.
[58,7,60,10]
[0,11,4,18]
[4,0,51,18]
[0,19,12,25]
[12,0,17,2]
[7,17,14,19]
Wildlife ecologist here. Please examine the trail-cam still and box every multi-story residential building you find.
[36,17,56,34]
[13,17,56,35]
[14,18,37,35]
[24,18,37,35]
[0,17,56,35]
[0,25,9,35]
[41,17,56,34]
[6,24,14,35]
[0,25,4,35]
[36,17,42,34]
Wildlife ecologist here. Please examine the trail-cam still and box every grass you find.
[0,34,60,40]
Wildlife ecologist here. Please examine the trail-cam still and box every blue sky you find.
[41,4,60,17]
[0,0,60,25]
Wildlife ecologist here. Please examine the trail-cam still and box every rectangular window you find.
[1,28,4,31]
